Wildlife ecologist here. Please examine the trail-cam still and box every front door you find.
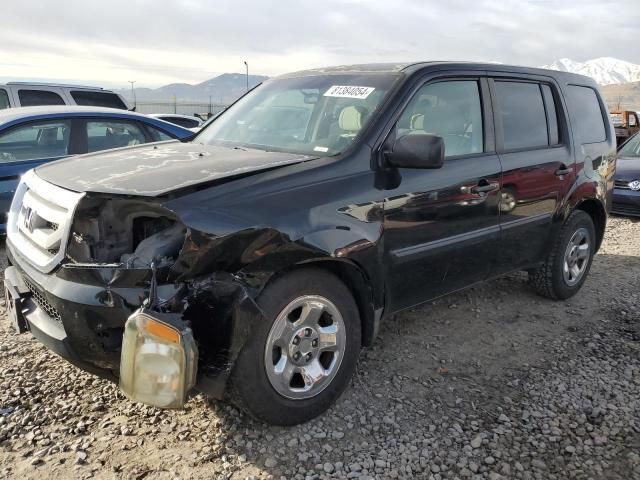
[0,119,74,224]
[382,77,502,312]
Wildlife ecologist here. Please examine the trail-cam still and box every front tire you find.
[229,268,361,425]
[529,210,596,300]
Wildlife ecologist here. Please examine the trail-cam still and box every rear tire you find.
[229,268,361,425]
[529,210,596,300]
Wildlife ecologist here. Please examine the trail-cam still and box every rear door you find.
[0,119,75,223]
[382,76,502,312]
[488,75,575,272]
[78,118,151,153]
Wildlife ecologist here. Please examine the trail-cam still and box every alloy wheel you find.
[264,295,346,399]
[562,227,590,286]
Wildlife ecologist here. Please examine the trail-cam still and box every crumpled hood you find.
[615,156,640,182]
[35,142,313,196]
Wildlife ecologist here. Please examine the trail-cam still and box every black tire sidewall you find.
[551,211,596,299]
[230,268,361,425]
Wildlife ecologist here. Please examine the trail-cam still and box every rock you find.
[484,456,496,465]
[470,435,483,449]
[531,459,546,470]
[498,414,510,423]
[264,457,278,468]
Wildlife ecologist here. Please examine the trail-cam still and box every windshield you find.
[195,73,400,156]
[619,133,640,157]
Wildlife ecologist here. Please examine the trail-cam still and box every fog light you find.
[119,309,197,408]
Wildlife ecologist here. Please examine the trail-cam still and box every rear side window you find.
[147,126,174,141]
[161,116,200,129]
[0,89,9,110]
[494,81,548,150]
[566,86,606,144]
[0,120,71,162]
[71,91,127,109]
[18,89,66,107]
[86,120,146,152]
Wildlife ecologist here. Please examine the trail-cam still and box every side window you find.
[396,80,484,157]
[147,126,174,141]
[0,89,10,110]
[86,120,147,153]
[566,86,606,144]
[0,120,71,163]
[71,91,127,109]
[18,89,66,107]
[494,81,548,150]
[540,84,560,145]
[160,117,199,129]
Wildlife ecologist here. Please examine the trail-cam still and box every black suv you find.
[4,62,615,425]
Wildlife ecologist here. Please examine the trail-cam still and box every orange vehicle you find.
[611,110,640,146]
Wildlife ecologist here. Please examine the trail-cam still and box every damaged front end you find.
[64,193,275,407]
[7,184,266,409]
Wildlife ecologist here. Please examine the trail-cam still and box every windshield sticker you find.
[324,85,375,99]
[313,146,329,152]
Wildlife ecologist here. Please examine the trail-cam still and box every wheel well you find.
[265,259,377,347]
[575,199,606,251]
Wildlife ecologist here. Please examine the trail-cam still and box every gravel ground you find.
[0,217,639,480]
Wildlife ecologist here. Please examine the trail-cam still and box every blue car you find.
[0,106,192,231]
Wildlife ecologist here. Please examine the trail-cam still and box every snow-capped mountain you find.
[540,57,640,85]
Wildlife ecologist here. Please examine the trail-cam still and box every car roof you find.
[0,106,152,123]
[0,106,193,136]
[278,61,596,84]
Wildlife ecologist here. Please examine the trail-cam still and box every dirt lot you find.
[0,217,639,480]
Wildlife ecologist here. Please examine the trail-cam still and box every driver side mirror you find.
[386,133,444,169]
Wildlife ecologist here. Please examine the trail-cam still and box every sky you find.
[1,0,639,89]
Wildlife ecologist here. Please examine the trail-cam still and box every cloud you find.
[1,0,638,88]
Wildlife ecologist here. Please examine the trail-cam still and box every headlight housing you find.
[119,309,197,408]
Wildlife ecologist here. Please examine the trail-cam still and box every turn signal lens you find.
[119,310,197,409]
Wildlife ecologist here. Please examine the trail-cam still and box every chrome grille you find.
[7,170,84,273]
[615,180,630,190]
[24,278,62,324]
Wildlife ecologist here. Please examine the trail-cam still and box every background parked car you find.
[149,113,203,130]
[0,106,192,231]
[612,131,640,217]
[0,82,128,110]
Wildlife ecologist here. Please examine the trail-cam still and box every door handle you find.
[469,182,499,194]
[555,166,573,176]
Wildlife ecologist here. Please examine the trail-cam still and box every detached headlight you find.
[119,309,197,408]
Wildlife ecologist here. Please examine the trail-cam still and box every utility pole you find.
[128,80,136,109]
[244,61,249,91]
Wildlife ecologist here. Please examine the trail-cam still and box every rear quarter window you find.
[71,91,127,109]
[566,85,607,144]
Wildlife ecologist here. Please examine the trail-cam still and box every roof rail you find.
[4,82,107,90]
